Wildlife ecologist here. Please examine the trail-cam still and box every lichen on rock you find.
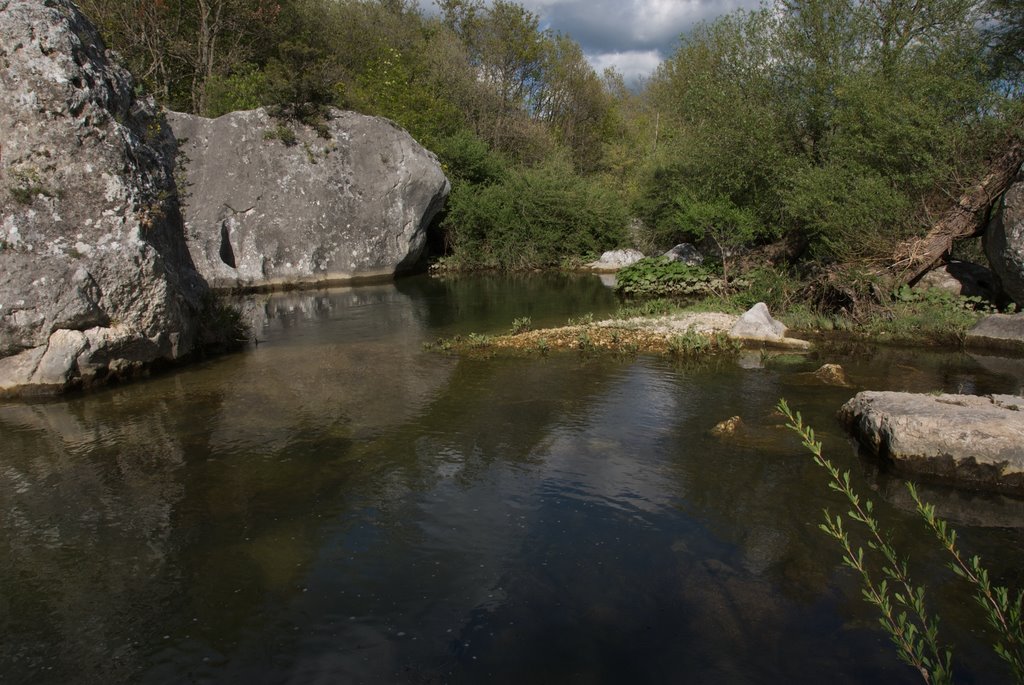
[0,0,209,396]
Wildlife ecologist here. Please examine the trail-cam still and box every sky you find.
[474,0,764,86]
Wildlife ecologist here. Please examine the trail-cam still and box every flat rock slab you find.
[966,313,1024,354]
[839,391,1024,493]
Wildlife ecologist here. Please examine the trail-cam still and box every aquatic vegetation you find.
[510,316,532,334]
[779,399,1024,685]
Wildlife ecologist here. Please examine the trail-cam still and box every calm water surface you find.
[2,273,1023,684]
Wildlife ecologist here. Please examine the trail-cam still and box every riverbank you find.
[425,286,1020,358]
[426,312,743,356]
[425,305,818,357]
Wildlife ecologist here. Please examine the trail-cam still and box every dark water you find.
[2,273,1023,685]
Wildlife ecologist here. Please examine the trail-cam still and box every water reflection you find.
[0,277,1022,684]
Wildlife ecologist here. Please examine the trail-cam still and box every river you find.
[1,273,1022,684]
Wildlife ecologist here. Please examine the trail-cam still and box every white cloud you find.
[514,0,762,80]
[425,0,763,82]
[586,49,664,86]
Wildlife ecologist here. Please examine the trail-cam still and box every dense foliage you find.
[614,258,726,298]
[641,0,1020,262]
[78,0,1021,275]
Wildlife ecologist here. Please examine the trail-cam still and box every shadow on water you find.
[1,274,1023,684]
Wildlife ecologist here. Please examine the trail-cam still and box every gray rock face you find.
[839,391,1024,493]
[966,313,1024,354]
[0,0,207,396]
[916,259,997,300]
[167,109,450,291]
[986,177,1024,305]
[663,243,703,266]
[587,248,645,272]
[728,303,810,349]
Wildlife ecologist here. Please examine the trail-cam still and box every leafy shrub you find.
[721,265,804,313]
[263,41,343,129]
[615,257,725,298]
[204,64,268,118]
[435,130,508,185]
[263,124,298,147]
[442,159,627,270]
[782,161,911,261]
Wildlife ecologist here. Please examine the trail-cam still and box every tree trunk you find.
[886,131,1024,286]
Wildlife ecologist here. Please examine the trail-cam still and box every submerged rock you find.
[812,363,850,386]
[168,108,450,291]
[711,416,744,436]
[0,0,209,396]
[839,391,1024,493]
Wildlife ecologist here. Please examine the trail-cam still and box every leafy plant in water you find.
[667,330,741,357]
[198,294,249,352]
[911,485,1024,681]
[576,329,595,354]
[465,332,494,348]
[567,312,594,326]
[510,317,532,334]
[778,399,1024,684]
[667,331,710,356]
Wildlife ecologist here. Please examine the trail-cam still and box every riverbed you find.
[1,273,1022,684]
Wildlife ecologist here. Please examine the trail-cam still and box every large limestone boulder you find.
[839,391,1024,493]
[0,0,209,396]
[167,109,450,291]
[985,176,1024,305]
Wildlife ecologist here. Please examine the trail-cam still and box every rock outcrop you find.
[839,391,1024,493]
[663,243,703,266]
[915,259,997,300]
[985,176,1024,305]
[167,109,450,291]
[587,248,645,272]
[0,0,209,396]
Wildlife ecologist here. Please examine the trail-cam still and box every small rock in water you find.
[711,416,744,436]
[812,363,850,386]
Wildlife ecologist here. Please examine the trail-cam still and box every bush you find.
[441,159,627,269]
[782,161,911,261]
[435,130,507,185]
[204,65,268,118]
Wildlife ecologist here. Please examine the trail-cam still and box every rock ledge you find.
[839,391,1024,493]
